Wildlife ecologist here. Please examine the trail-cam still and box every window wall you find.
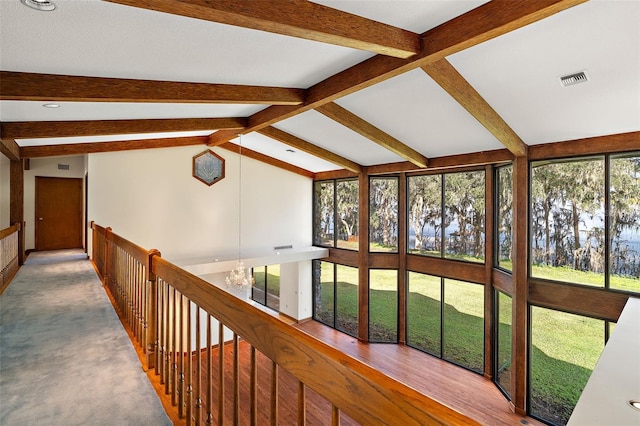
[530,153,640,291]
[251,264,280,311]
[313,179,359,250]
[408,170,485,263]
[496,165,513,271]
[370,177,398,252]
[406,273,484,373]
[312,261,359,338]
[369,269,398,342]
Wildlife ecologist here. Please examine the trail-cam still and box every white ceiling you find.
[1,0,639,173]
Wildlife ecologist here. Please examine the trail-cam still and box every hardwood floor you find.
[295,320,545,426]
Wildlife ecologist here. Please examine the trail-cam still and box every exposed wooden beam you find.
[2,118,246,140]
[219,142,315,179]
[421,59,528,157]
[257,126,362,173]
[210,0,588,145]
[529,131,640,160]
[0,138,21,160]
[316,102,428,168]
[0,71,305,105]
[20,136,209,158]
[208,129,244,147]
[105,0,420,59]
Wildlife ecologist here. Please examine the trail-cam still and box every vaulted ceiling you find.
[1,0,639,174]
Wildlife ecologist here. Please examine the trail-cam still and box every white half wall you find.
[87,145,313,263]
[0,154,10,229]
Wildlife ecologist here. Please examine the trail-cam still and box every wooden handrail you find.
[0,223,21,295]
[92,222,478,425]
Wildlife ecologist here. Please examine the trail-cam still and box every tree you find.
[336,180,359,242]
[408,175,442,253]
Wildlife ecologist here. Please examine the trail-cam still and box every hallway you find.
[0,249,171,426]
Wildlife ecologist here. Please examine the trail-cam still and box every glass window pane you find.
[370,177,399,252]
[251,266,266,305]
[314,181,335,247]
[496,291,512,398]
[336,180,359,250]
[407,272,441,356]
[335,264,359,337]
[609,154,640,292]
[442,279,484,372]
[313,261,334,327]
[444,171,485,263]
[530,306,604,426]
[266,264,280,311]
[497,165,513,271]
[531,158,605,286]
[369,269,398,342]
[408,175,442,256]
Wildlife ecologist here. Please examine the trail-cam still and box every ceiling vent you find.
[58,164,70,170]
[560,71,589,87]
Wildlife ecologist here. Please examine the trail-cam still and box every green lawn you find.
[313,262,629,425]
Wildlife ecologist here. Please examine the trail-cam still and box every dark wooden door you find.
[35,177,83,251]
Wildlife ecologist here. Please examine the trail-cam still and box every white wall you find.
[0,154,10,229]
[24,156,86,250]
[88,145,313,263]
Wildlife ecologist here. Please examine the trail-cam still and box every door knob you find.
[38,217,43,221]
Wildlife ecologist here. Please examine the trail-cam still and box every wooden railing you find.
[91,223,477,425]
[0,223,21,295]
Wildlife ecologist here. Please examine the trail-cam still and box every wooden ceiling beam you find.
[316,102,428,168]
[0,71,305,105]
[20,136,209,158]
[0,138,21,160]
[210,0,587,146]
[421,59,528,157]
[529,131,640,160]
[105,0,420,59]
[219,142,315,179]
[257,126,362,173]
[2,118,246,140]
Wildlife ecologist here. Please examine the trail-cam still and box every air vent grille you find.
[560,71,589,87]
[58,164,70,170]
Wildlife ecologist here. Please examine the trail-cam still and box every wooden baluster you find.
[179,293,185,418]
[271,361,278,426]
[186,299,193,426]
[233,333,239,426]
[250,346,257,426]
[206,314,213,425]
[164,284,172,395]
[298,381,306,426]
[158,279,165,381]
[172,286,178,406]
[331,406,340,426]
[218,323,224,426]
[195,306,202,426]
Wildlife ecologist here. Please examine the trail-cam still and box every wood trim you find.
[492,268,513,295]
[9,160,25,264]
[206,1,586,146]
[528,279,629,322]
[20,136,209,158]
[218,142,315,179]
[314,169,358,181]
[406,255,485,284]
[0,71,305,105]
[323,248,359,268]
[109,230,152,266]
[528,131,640,160]
[358,173,370,342]
[316,103,428,168]
[368,252,400,269]
[0,138,20,160]
[2,118,246,139]
[257,126,362,173]
[511,156,529,414]
[483,165,495,378]
[105,0,420,58]
[421,60,527,157]
[0,223,20,240]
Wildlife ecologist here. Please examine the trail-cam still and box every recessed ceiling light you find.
[21,0,56,11]
[629,400,640,411]
[42,103,60,108]
[286,149,295,153]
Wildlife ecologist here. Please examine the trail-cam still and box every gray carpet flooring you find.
[0,249,171,426]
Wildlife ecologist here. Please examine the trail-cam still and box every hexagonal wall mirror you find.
[193,150,225,186]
